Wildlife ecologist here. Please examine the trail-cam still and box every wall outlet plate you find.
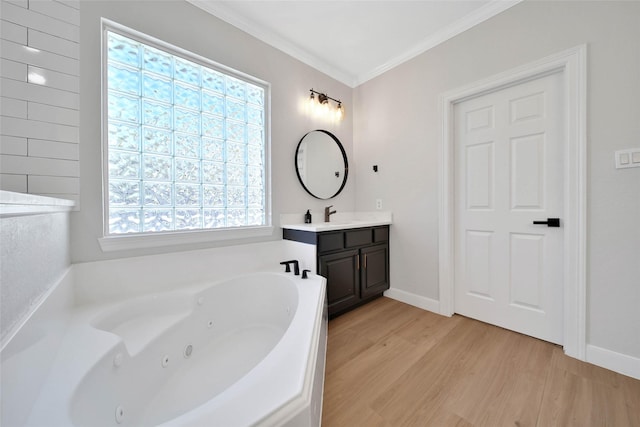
[376,199,383,210]
[615,148,640,169]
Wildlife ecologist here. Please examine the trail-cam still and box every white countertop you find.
[280,211,392,232]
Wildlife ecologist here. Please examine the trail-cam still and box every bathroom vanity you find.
[288,130,390,317]
[282,219,390,318]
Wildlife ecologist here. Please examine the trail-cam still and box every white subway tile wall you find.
[1,58,27,80]
[0,0,80,204]
[0,135,28,156]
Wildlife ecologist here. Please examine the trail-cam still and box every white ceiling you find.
[188,0,521,87]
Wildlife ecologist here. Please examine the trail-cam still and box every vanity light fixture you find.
[308,88,345,120]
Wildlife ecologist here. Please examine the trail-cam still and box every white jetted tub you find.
[25,271,327,427]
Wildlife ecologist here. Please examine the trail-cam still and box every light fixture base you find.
[307,89,344,120]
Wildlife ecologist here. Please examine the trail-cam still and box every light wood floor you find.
[322,297,640,427]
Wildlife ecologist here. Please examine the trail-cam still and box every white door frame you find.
[438,45,587,360]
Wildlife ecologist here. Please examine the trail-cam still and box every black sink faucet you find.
[279,260,300,275]
[324,205,337,222]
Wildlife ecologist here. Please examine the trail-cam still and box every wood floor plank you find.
[327,296,391,334]
[444,329,551,427]
[322,399,392,427]
[325,324,419,423]
[416,408,475,427]
[321,297,640,427]
[372,317,493,425]
[340,298,419,343]
[537,348,640,427]
[325,326,375,376]
[324,332,431,424]
[547,345,640,411]
[394,305,463,346]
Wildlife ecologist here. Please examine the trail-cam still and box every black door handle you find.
[533,218,560,227]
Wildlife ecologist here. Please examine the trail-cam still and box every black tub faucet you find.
[280,260,300,275]
[324,205,337,222]
[279,261,291,273]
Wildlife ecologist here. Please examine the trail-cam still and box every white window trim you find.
[99,19,272,252]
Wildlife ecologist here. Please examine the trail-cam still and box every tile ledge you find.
[0,191,75,217]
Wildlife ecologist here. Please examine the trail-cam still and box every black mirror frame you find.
[295,129,349,200]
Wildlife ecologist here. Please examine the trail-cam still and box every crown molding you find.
[187,0,522,88]
[186,0,358,87]
[354,0,523,86]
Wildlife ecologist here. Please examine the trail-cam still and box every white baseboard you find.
[384,287,440,314]
[586,344,640,380]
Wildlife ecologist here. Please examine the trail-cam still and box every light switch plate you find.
[615,148,640,169]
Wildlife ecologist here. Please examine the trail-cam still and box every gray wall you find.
[73,0,355,262]
[353,1,640,358]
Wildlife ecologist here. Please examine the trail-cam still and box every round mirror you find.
[295,130,348,199]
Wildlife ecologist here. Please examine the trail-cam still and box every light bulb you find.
[335,103,344,120]
[322,100,330,117]
[307,92,316,113]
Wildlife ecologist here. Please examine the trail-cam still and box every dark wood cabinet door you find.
[320,249,360,315]
[361,244,389,299]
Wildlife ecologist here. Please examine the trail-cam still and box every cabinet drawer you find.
[318,232,344,253]
[374,227,389,243]
[345,229,372,248]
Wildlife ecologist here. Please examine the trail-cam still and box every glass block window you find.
[104,28,267,235]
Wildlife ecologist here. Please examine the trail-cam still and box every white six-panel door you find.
[454,72,564,344]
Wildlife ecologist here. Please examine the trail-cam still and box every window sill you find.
[98,226,274,252]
